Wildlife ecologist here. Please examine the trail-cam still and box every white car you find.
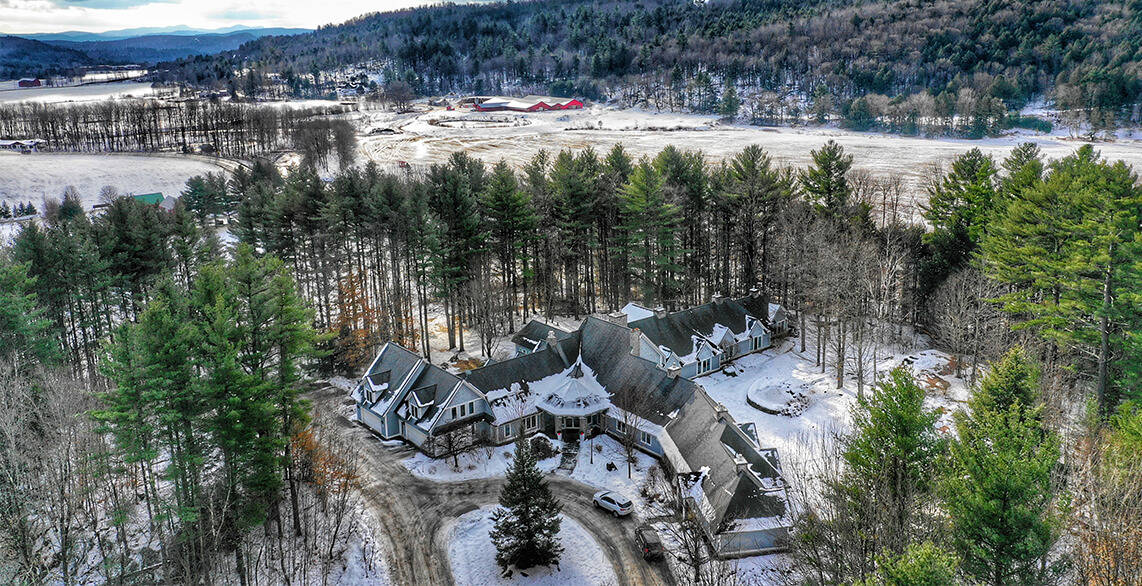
[592,490,633,517]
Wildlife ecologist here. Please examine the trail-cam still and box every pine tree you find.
[482,160,536,322]
[490,441,563,571]
[920,148,997,294]
[719,85,740,118]
[0,259,60,366]
[0,201,10,219]
[864,541,959,586]
[800,140,853,217]
[620,159,678,303]
[983,145,1142,411]
[940,356,1063,585]
[843,367,945,554]
[971,346,1039,416]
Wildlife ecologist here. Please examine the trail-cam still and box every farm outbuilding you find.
[17,78,42,88]
[472,95,584,112]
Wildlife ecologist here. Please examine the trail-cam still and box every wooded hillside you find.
[162,0,1141,127]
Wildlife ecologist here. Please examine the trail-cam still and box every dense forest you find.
[3,136,1142,581]
[161,0,1142,134]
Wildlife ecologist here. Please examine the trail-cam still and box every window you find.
[525,414,538,430]
[616,420,629,434]
[700,358,712,373]
[503,424,513,438]
[639,430,653,445]
[752,336,762,351]
[450,406,457,419]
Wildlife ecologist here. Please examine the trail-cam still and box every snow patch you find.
[445,505,618,586]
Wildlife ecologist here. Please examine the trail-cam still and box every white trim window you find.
[700,358,712,373]
[503,424,513,439]
[525,414,538,430]
[752,336,763,351]
[639,430,653,446]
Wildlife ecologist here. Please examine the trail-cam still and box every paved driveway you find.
[310,386,674,586]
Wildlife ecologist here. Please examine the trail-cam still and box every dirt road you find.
[310,386,674,586]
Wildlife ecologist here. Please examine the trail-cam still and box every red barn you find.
[17,78,42,88]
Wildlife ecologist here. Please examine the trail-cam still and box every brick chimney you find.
[630,328,641,357]
[653,306,667,319]
[608,311,627,327]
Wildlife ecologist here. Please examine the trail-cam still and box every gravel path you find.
[309,386,674,586]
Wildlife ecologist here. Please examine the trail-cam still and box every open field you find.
[0,151,227,243]
[0,151,225,206]
[0,81,156,104]
[359,105,1142,221]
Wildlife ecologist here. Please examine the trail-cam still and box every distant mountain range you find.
[21,26,309,43]
[1,26,309,79]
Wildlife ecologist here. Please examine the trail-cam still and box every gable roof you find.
[628,299,757,360]
[578,316,697,426]
[510,320,573,352]
[360,343,424,407]
[664,389,788,532]
[466,332,581,394]
[398,364,465,425]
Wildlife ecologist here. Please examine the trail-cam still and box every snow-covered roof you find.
[621,302,655,321]
[535,361,612,417]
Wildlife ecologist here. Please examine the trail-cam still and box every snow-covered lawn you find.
[697,338,973,475]
[402,437,563,481]
[566,434,658,515]
[446,505,618,586]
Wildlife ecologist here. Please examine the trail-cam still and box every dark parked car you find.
[635,525,664,561]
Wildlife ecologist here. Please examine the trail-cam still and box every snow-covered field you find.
[0,152,227,243]
[0,152,225,206]
[401,437,563,481]
[0,81,156,104]
[445,505,618,585]
[358,104,1142,221]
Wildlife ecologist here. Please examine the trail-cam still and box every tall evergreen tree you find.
[940,353,1064,585]
[983,145,1142,411]
[920,148,998,294]
[800,140,854,217]
[490,441,563,571]
[0,258,60,366]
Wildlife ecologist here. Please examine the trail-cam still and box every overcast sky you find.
[1,0,434,34]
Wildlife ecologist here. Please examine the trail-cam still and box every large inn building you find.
[352,291,793,556]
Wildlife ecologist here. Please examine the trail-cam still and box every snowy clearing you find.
[566,434,657,515]
[0,81,156,104]
[445,505,618,586]
[358,104,1142,221]
[0,152,226,207]
[698,338,972,480]
[0,152,228,244]
[401,436,563,481]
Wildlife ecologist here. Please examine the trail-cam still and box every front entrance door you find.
[560,416,581,442]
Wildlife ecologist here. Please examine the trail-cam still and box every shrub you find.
[530,435,558,460]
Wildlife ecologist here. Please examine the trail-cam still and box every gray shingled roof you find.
[628,300,755,358]
[735,294,775,325]
[364,344,424,405]
[464,333,582,393]
[401,365,464,423]
[664,389,787,532]
[578,316,697,426]
[510,320,573,351]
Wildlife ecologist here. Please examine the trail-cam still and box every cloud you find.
[1,0,433,34]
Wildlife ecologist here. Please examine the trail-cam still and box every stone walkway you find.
[556,441,580,474]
